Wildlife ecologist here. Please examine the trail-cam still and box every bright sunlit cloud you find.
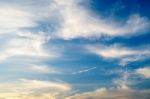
[136,67,150,78]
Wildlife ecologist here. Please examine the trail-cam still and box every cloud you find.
[0,0,62,35]
[0,1,149,99]
[0,0,149,40]
[66,68,150,99]
[54,0,150,40]
[68,68,148,99]
[113,71,130,90]
[136,67,150,78]
[29,64,61,74]
[66,88,150,99]
[85,44,150,66]
[0,0,63,63]
[72,67,96,75]
[86,45,137,58]
[0,79,71,99]
[0,7,36,34]
[0,31,57,62]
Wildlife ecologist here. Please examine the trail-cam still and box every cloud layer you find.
[0,79,71,99]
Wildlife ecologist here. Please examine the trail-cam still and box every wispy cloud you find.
[85,44,150,66]
[0,7,36,34]
[0,0,149,39]
[0,0,62,63]
[54,0,150,39]
[0,79,71,99]
[86,45,137,58]
[72,67,96,75]
[29,64,61,74]
[136,67,150,78]
[0,31,58,63]
[66,69,150,99]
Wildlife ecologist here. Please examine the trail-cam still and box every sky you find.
[0,0,150,99]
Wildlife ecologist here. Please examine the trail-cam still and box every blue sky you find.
[0,0,150,99]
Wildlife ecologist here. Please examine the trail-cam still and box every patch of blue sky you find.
[89,0,150,19]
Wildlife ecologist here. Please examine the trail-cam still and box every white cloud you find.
[72,67,96,75]
[0,79,71,99]
[136,67,150,78]
[0,7,36,34]
[0,0,64,63]
[0,1,61,74]
[54,0,150,40]
[86,45,137,58]
[0,2,52,62]
[0,0,149,39]
[0,31,60,63]
[29,64,61,74]
[85,44,150,66]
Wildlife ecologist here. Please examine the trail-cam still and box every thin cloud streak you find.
[72,67,96,75]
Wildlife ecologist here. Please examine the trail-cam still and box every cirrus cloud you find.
[85,44,150,66]
[54,0,150,40]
